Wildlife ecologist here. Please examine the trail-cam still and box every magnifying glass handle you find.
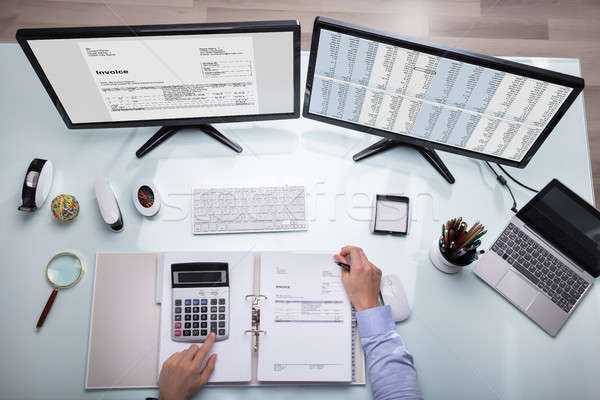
[36,288,59,330]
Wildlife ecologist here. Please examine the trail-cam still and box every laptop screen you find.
[518,180,600,278]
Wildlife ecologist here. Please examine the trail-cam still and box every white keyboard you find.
[192,185,307,234]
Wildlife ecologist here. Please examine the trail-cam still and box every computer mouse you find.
[380,274,410,322]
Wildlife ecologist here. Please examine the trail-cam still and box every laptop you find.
[473,179,600,336]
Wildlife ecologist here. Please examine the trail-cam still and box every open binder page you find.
[157,252,254,383]
[258,252,353,382]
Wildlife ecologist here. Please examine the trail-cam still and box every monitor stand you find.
[135,124,243,158]
[352,138,455,184]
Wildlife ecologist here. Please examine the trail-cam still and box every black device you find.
[16,20,301,158]
[303,17,584,183]
[371,195,410,235]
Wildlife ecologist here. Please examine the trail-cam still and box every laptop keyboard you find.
[491,223,589,313]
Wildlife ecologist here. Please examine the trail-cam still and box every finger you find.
[182,344,200,362]
[197,354,217,386]
[341,246,363,266]
[192,333,216,370]
[333,254,348,264]
[358,248,369,264]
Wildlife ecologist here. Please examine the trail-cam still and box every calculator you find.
[171,262,229,342]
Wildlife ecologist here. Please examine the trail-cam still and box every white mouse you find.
[380,274,410,322]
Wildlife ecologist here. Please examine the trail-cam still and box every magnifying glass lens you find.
[48,254,81,287]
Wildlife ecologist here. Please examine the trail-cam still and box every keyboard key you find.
[174,322,181,329]
[185,322,191,329]
[175,300,182,306]
[183,330,191,336]
[211,322,217,332]
[219,321,225,328]
[193,315,199,321]
[185,299,191,306]
[174,330,182,337]
[201,329,207,336]
[201,314,207,321]
[219,314,225,320]
[211,306,217,313]
[201,299,208,305]
[174,315,181,321]
[211,299,218,305]
[201,306,207,313]
[218,329,226,336]
[193,307,199,313]
[175,307,181,314]
[201,322,207,328]
[185,307,191,313]
[185,315,191,321]
[193,322,199,328]
[219,306,226,312]
[193,330,199,336]
[210,314,217,320]
[219,298,226,305]
[193,299,199,306]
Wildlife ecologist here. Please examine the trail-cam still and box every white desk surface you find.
[0,44,597,400]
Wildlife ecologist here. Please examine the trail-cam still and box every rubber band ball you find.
[50,194,80,222]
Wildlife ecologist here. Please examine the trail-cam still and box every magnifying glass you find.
[36,252,84,330]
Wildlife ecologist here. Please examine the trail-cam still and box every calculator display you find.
[179,272,222,283]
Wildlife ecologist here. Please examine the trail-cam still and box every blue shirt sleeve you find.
[357,305,423,400]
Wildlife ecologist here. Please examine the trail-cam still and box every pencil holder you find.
[432,217,487,274]
[429,240,468,274]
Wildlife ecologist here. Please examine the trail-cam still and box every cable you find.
[495,164,539,193]
[485,161,518,213]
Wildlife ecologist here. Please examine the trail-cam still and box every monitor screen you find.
[18,22,299,127]
[304,18,583,166]
[518,180,600,278]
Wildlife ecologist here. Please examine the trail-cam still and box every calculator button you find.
[210,322,217,332]
[175,300,182,306]
[201,306,207,313]
[193,307,199,313]
[174,322,181,329]
[183,330,191,336]
[174,315,181,321]
[219,298,225,305]
[219,306,225,312]
[201,299,208,305]
[193,299,199,305]
[201,322,207,328]
[218,314,225,320]
[201,329,207,336]
[218,329,225,336]
[174,330,182,337]
[185,315,191,321]
[193,314,199,321]
[211,299,217,305]
[185,300,191,306]
[210,314,217,320]
[218,321,225,328]
[192,330,199,336]
[210,306,217,313]
[185,322,191,329]
[175,307,181,314]
[193,322,199,328]
[201,314,207,321]
[185,307,191,313]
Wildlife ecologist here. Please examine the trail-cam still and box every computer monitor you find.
[303,17,584,183]
[17,20,300,157]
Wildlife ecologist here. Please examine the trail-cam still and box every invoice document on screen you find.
[78,36,259,121]
[257,252,353,382]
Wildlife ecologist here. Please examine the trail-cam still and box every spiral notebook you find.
[86,251,365,389]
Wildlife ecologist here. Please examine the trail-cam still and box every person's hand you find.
[334,246,382,312]
[158,333,217,400]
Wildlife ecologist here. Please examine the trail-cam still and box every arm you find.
[335,246,422,400]
[357,306,422,400]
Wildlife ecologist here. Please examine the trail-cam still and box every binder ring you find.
[244,329,266,336]
[245,294,267,300]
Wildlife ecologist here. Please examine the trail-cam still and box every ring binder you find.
[244,293,267,351]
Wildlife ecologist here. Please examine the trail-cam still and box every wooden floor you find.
[2,0,599,203]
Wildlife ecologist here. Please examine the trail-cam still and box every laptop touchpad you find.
[496,270,538,310]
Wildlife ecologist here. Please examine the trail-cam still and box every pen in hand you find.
[335,260,385,306]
